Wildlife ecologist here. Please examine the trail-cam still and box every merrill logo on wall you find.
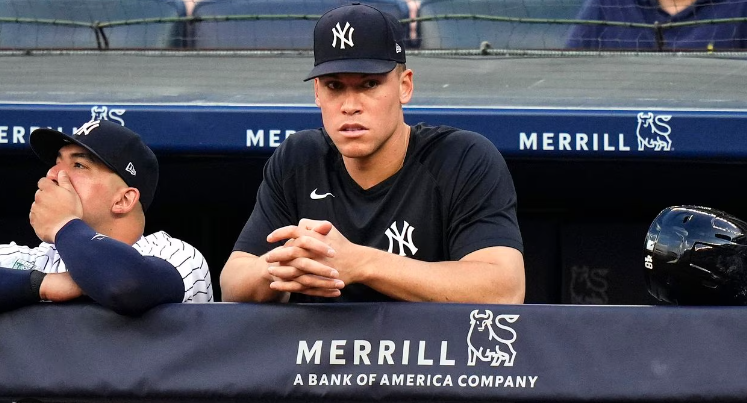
[467,310,518,367]
[570,265,609,304]
[90,105,126,126]
[293,309,538,391]
[519,111,675,153]
[635,112,672,151]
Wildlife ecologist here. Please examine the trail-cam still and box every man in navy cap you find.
[222,3,525,304]
[0,120,213,315]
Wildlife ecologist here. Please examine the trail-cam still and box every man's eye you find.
[73,162,86,169]
[363,80,379,88]
[326,82,342,90]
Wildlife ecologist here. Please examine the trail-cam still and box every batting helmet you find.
[644,205,747,305]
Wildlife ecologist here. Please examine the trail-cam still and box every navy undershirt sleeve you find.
[0,268,40,312]
[55,219,185,316]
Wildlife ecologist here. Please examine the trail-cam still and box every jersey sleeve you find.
[136,232,213,303]
[233,141,295,256]
[441,131,524,260]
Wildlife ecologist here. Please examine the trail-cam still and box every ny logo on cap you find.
[332,21,354,49]
[75,120,101,136]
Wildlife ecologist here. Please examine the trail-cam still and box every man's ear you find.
[399,69,414,105]
[112,187,141,214]
[314,78,321,107]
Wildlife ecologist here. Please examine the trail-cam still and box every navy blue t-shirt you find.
[233,123,523,302]
[566,0,747,50]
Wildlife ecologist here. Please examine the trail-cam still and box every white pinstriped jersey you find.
[0,231,213,303]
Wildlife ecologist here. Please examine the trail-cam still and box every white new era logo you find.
[125,162,136,176]
[395,43,402,53]
[332,21,354,49]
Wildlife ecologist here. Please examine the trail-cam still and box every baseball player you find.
[0,120,212,315]
[220,3,524,304]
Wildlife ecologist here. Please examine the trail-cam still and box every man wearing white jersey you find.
[0,120,213,316]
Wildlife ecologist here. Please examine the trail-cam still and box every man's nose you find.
[341,92,362,115]
[46,164,60,182]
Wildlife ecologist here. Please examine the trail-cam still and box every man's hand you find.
[30,170,83,243]
[39,272,84,302]
[264,219,350,297]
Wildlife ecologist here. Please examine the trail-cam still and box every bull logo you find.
[636,112,672,151]
[91,105,109,121]
[466,309,519,367]
[570,265,609,304]
[90,105,126,126]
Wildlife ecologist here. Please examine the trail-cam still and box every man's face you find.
[46,144,128,228]
[314,67,413,163]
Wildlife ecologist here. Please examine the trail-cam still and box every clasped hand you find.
[264,218,352,298]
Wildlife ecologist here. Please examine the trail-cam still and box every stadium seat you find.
[0,0,187,50]
[417,0,584,50]
[190,0,410,50]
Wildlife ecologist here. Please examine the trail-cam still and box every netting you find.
[0,0,745,52]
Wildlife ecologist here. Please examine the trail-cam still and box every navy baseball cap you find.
[30,120,159,212]
[304,2,406,81]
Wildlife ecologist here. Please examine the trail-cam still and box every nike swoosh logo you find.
[310,188,335,200]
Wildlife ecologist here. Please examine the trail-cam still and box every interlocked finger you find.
[276,272,342,290]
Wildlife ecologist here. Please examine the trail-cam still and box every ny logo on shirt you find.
[385,221,418,256]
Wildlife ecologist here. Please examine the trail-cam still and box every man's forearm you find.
[55,219,184,316]
[221,251,288,302]
[353,246,525,304]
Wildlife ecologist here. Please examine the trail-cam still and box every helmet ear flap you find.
[644,205,747,306]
